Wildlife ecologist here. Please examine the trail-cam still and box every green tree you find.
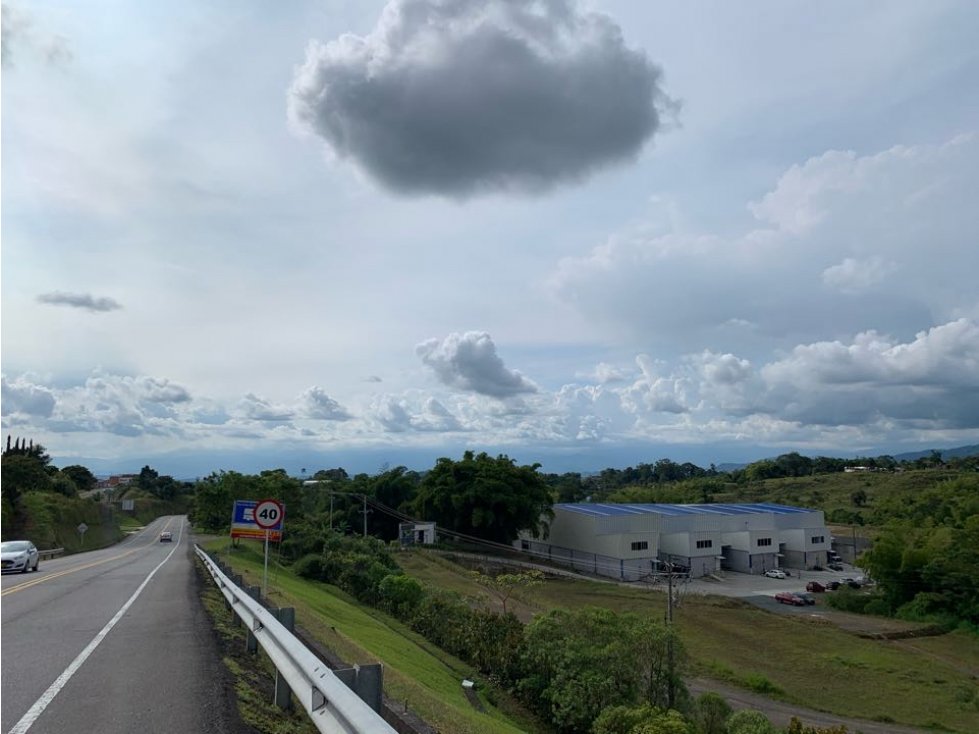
[412,451,553,544]
[692,692,732,734]
[519,608,685,733]
[726,710,775,734]
[60,465,98,493]
[470,569,543,614]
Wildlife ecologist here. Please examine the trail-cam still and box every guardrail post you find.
[273,607,295,711]
[246,586,261,653]
[335,664,383,713]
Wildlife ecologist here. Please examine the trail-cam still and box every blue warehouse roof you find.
[554,502,814,518]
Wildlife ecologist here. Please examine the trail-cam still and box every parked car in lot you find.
[775,591,806,606]
[764,569,786,579]
[825,580,841,590]
[827,562,844,571]
[806,581,826,592]
[841,577,862,589]
[1,540,40,573]
[159,531,173,543]
[795,592,816,605]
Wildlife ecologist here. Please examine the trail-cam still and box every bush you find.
[726,709,776,734]
[292,553,324,580]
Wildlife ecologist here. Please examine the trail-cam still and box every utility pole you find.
[362,494,368,538]
[666,562,676,709]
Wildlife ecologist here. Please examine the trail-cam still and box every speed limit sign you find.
[253,499,284,529]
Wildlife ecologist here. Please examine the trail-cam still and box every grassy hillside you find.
[709,467,971,519]
[15,492,124,552]
[203,540,544,734]
[397,551,979,733]
[201,539,979,733]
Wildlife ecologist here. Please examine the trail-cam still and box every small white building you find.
[518,502,830,580]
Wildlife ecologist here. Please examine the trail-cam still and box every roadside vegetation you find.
[6,438,979,731]
[1,436,194,549]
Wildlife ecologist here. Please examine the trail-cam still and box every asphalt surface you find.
[1,517,247,734]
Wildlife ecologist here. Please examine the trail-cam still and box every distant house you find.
[96,474,137,489]
[844,466,871,473]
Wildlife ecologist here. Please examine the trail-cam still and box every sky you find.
[2,0,978,478]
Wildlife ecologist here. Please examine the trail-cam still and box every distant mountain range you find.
[891,444,979,462]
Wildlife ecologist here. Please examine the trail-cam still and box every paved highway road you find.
[1,517,247,734]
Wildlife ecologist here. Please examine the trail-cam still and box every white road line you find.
[6,520,185,734]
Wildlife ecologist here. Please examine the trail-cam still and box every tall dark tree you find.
[61,465,98,493]
[412,451,553,544]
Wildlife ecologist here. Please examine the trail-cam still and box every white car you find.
[1,540,40,573]
[764,569,786,579]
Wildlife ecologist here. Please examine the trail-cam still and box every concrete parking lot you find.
[680,563,867,599]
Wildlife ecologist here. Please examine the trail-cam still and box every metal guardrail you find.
[195,545,397,734]
[38,548,64,560]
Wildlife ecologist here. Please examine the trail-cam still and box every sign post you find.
[253,499,285,597]
[77,522,88,546]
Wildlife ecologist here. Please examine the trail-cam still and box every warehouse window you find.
[757,538,772,547]
[696,539,713,549]
[811,535,824,544]
[631,541,648,551]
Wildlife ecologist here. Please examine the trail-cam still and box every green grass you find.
[197,564,318,734]
[400,551,979,733]
[203,540,540,734]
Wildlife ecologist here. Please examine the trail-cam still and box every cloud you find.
[416,331,537,397]
[1,376,56,417]
[822,257,896,293]
[288,0,673,197]
[755,319,979,428]
[139,377,192,404]
[549,133,979,351]
[300,387,352,420]
[1,5,72,69]
[37,292,122,313]
[237,394,294,422]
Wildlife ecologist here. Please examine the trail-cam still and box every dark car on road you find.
[806,581,826,592]
[795,592,817,605]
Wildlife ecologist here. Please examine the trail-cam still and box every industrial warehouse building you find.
[516,503,831,581]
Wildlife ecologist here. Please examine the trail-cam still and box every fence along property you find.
[195,545,398,734]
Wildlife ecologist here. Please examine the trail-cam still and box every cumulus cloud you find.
[238,394,294,422]
[300,387,352,420]
[549,133,979,352]
[288,0,673,196]
[416,331,537,397]
[37,291,122,313]
[1,376,56,417]
[139,377,192,403]
[753,319,979,427]
[577,362,632,384]
[822,257,896,293]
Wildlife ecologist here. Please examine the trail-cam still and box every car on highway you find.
[159,531,173,542]
[764,569,786,579]
[1,540,40,573]
[775,591,805,606]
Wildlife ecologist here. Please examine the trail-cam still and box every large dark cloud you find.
[416,331,536,397]
[288,0,672,197]
[37,291,122,313]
